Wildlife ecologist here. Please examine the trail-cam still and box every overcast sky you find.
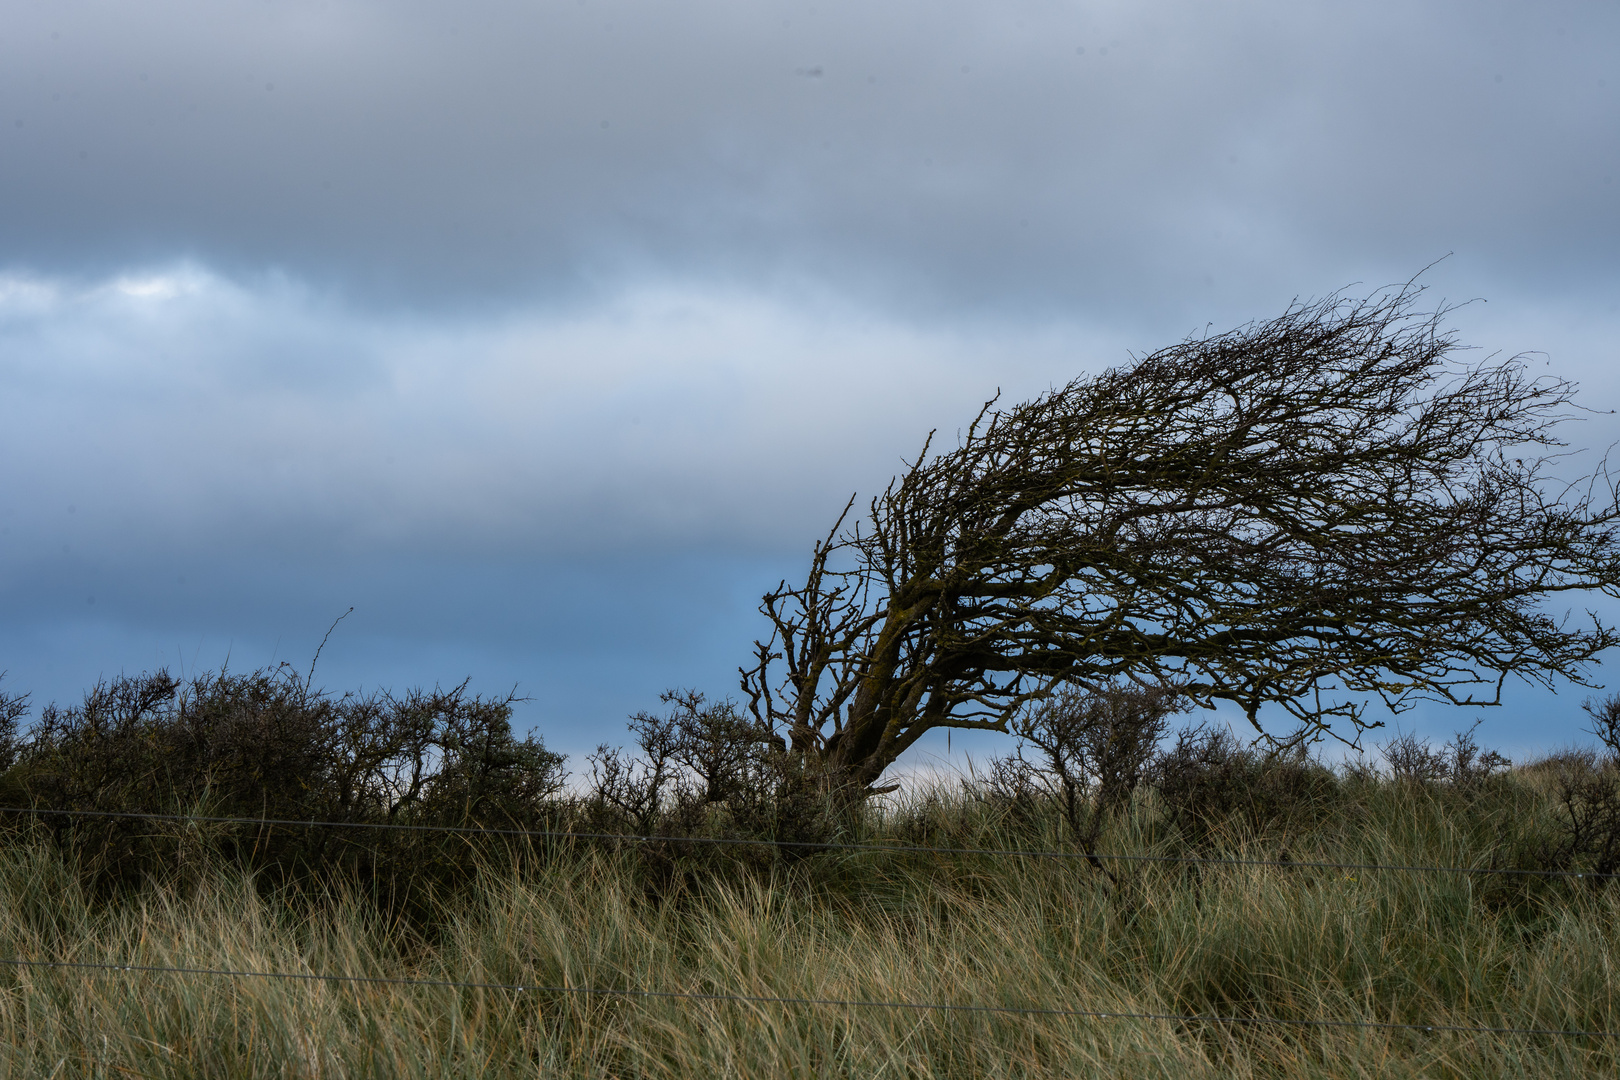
[3,0,1618,768]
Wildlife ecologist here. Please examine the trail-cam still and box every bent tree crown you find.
[741,283,1620,795]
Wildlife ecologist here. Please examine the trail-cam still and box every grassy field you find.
[1,756,1618,1078]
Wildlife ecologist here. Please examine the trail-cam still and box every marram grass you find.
[1,771,1618,1078]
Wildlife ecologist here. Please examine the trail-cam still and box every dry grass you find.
[1,767,1618,1078]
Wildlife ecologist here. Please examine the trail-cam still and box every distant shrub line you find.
[2,666,1619,913]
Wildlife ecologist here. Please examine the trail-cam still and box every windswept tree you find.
[741,283,1620,796]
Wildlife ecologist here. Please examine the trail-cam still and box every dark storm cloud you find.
[1,0,1614,318]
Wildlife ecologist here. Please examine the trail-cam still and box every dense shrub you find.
[1380,722,1511,787]
[581,690,835,878]
[0,671,844,903]
[987,682,1183,850]
[1148,724,1341,841]
[0,675,26,776]
[977,686,1353,853]
[0,665,565,896]
[1530,695,1620,878]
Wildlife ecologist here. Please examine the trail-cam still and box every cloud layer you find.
[2,0,1615,315]
[1,0,1617,755]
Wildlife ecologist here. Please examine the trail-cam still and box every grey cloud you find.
[0,268,1119,564]
[0,1,1614,319]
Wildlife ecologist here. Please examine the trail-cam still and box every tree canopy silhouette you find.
[741,284,1620,795]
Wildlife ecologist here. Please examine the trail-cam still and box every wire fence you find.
[1,955,1616,1040]
[1,805,1618,1043]
[2,804,1615,881]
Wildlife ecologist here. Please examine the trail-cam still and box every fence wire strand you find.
[1,955,1615,1040]
[2,806,1618,1043]
[2,804,1615,880]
